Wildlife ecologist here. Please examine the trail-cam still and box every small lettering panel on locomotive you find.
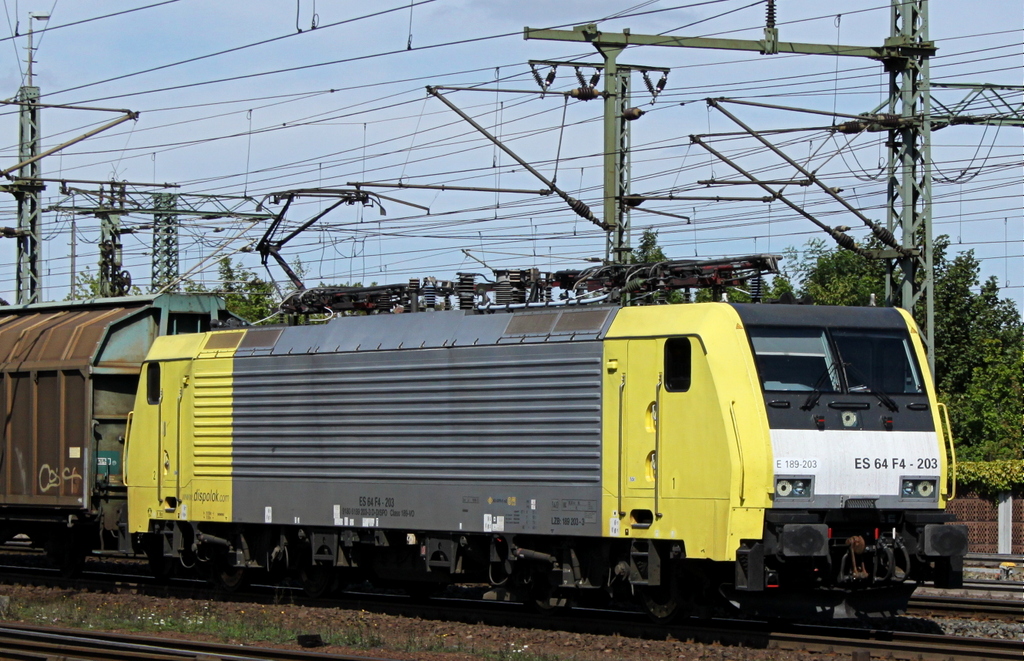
[235,482,602,536]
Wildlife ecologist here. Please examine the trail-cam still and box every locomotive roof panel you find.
[145,332,208,362]
[186,303,919,363]
[233,306,617,358]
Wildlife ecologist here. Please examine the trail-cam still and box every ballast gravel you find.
[0,582,1019,661]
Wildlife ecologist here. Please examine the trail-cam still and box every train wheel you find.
[210,563,248,592]
[45,532,86,578]
[299,565,335,598]
[142,537,174,581]
[527,578,571,612]
[639,583,681,623]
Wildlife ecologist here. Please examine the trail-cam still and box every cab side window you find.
[665,338,692,392]
[146,362,161,405]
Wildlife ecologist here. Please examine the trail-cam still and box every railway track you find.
[908,595,1023,620]
[908,579,1023,620]
[0,615,1018,661]
[0,561,1018,661]
[0,623,372,661]
[764,626,1023,661]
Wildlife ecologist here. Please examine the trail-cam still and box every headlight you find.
[775,477,813,498]
[901,478,937,499]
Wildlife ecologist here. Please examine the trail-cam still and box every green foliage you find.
[782,237,1022,461]
[930,245,1023,460]
[215,257,283,323]
[783,239,888,307]
[767,273,795,299]
[633,228,669,263]
[693,274,793,304]
[955,460,1024,498]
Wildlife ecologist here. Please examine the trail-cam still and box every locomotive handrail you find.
[654,373,663,519]
[617,373,626,518]
[122,411,133,487]
[937,402,956,500]
[729,401,746,504]
[176,377,189,508]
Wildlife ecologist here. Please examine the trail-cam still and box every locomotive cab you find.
[728,304,967,617]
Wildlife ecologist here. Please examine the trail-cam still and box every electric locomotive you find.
[124,301,965,618]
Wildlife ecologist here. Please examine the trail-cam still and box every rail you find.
[908,594,1023,619]
[0,564,1019,661]
[0,623,373,661]
[966,553,1024,564]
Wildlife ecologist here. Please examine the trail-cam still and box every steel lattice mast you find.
[525,1,949,368]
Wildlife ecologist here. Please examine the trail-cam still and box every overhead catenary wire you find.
[0,2,1016,307]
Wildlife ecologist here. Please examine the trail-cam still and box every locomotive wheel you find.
[527,578,571,612]
[639,583,681,624]
[299,565,335,598]
[210,563,248,592]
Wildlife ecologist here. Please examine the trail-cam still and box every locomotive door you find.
[153,360,185,510]
[623,339,661,508]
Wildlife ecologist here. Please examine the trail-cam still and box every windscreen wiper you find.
[801,366,836,410]
[845,364,899,412]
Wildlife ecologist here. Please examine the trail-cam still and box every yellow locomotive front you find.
[604,302,965,618]
[729,303,965,616]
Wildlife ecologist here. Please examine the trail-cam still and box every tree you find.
[783,238,887,307]
[215,257,284,324]
[930,246,1022,460]
[784,236,1022,460]
[633,228,669,263]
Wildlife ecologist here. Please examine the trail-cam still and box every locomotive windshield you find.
[749,328,839,392]
[832,330,923,394]
[749,326,923,394]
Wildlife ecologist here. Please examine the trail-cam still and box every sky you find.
[0,0,1020,310]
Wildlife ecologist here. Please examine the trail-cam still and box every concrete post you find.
[996,491,1012,555]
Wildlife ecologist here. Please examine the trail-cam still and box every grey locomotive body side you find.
[228,308,613,538]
